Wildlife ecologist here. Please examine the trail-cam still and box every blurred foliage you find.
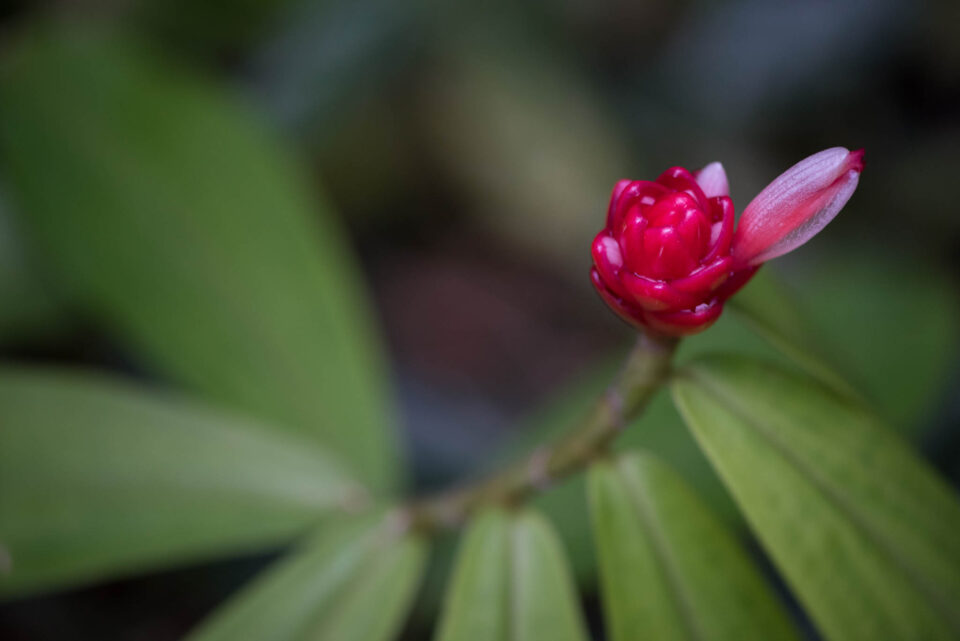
[789,249,960,432]
[500,261,959,585]
[186,513,427,641]
[673,356,960,640]
[0,24,402,493]
[435,508,588,641]
[588,452,798,641]
[0,194,64,342]
[0,368,361,597]
[0,0,958,639]
[131,0,300,57]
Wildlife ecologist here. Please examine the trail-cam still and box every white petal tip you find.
[695,162,729,198]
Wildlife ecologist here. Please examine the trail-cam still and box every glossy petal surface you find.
[591,165,738,335]
[591,150,861,336]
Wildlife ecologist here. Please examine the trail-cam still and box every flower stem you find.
[406,332,679,533]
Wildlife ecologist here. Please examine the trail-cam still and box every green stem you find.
[406,332,679,533]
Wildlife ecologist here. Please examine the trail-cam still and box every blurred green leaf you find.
[0,193,65,342]
[588,452,798,641]
[0,26,400,492]
[0,367,364,598]
[133,0,297,55]
[672,355,960,641]
[728,268,852,394]
[188,514,427,641]
[507,306,787,584]
[435,508,588,641]
[503,253,957,587]
[791,249,960,432]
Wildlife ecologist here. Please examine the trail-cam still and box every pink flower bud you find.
[732,148,864,266]
[591,148,863,336]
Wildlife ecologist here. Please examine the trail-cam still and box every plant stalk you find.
[405,332,679,533]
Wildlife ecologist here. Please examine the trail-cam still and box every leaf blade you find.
[187,514,428,641]
[727,269,851,393]
[672,355,960,640]
[433,510,510,641]
[791,250,960,432]
[509,510,588,641]
[0,367,363,597]
[588,452,799,641]
[0,26,400,492]
[435,508,588,641]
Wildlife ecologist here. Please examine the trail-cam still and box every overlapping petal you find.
[591,148,862,336]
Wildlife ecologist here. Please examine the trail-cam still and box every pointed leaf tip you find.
[732,148,863,267]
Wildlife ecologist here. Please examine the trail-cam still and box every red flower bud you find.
[591,148,864,336]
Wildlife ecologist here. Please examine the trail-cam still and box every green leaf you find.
[0,367,363,598]
[435,508,588,641]
[728,269,852,394]
[0,25,400,492]
[588,452,798,641]
[132,0,299,55]
[507,310,781,584]
[790,249,960,433]
[499,253,957,589]
[187,514,427,641]
[729,254,960,434]
[672,355,960,641]
[0,194,65,343]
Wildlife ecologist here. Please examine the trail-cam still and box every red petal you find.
[606,179,633,229]
[591,232,628,298]
[656,167,709,211]
[641,226,699,280]
[642,300,724,336]
[608,181,667,231]
[618,209,648,266]
[620,272,701,312]
[702,196,735,262]
[590,268,645,329]
[671,256,733,295]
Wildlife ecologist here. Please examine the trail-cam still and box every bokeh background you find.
[0,0,958,638]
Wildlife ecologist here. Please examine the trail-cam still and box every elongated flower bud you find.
[591,148,864,335]
[732,148,864,266]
